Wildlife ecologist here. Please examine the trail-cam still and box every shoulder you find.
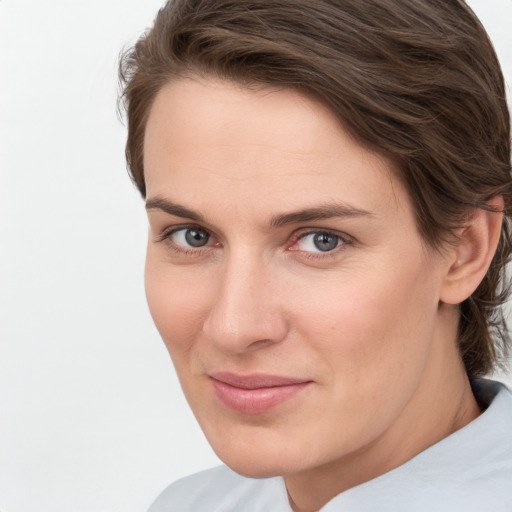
[147,466,239,512]
[469,378,512,461]
[404,380,512,509]
[147,465,290,512]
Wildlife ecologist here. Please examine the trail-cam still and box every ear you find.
[440,197,504,305]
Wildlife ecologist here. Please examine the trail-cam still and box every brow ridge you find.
[269,203,373,228]
[145,197,204,222]
[146,197,372,228]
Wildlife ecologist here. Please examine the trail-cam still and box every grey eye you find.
[313,233,340,252]
[184,228,210,247]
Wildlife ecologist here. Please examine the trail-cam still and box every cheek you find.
[293,262,440,387]
[144,255,209,357]
[281,264,441,452]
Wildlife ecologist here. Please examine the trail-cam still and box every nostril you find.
[246,338,277,351]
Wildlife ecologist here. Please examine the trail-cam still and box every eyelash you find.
[156,224,217,256]
[289,229,352,259]
[156,225,353,259]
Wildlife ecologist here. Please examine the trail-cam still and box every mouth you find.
[209,372,312,414]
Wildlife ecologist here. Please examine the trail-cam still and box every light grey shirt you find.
[149,380,512,511]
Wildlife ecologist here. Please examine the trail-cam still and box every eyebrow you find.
[146,196,373,227]
[145,197,205,222]
[269,203,373,228]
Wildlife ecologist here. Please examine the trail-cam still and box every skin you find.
[143,77,485,512]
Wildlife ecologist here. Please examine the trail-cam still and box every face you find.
[143,78,452,479]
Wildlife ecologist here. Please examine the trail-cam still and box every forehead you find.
[143,77,413,225]
[144,78,352,165]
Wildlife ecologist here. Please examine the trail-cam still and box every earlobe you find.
[440,197,504,305]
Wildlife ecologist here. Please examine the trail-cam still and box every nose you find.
[202,254,289,353]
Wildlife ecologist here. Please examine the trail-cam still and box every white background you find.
[0,1,511,511]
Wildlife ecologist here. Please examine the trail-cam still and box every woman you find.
[119,1,512,510]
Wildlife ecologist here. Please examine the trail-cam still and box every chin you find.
[205,426,321,479]
[218,452,297,479]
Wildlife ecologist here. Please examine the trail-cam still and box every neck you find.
[285,305,481,512]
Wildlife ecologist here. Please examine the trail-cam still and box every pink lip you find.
[209,372,312,414]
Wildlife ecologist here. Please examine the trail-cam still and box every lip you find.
[209,372,312,414]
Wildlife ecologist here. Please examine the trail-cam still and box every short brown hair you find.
[119,0,512,377]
